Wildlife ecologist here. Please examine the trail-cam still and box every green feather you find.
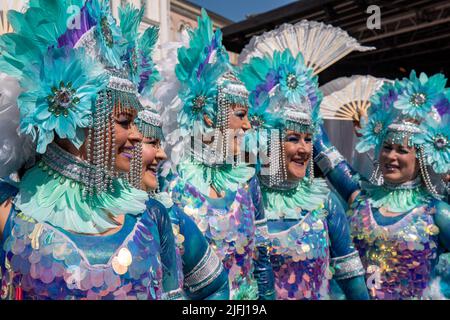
[175,9,220,83]
[140,26,159,56]
[119,3,144,44]
[239,56,273,92]
[0,0,84,76]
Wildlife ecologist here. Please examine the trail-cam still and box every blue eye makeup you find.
[233,109,247,119]
[286,135,300,143]
[285,134,312,144]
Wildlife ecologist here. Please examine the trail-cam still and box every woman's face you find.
[113,111,142,173]
[284,130,312,182]
[141,137,167,191]
[228,104,251,155]
[379,139,419,184]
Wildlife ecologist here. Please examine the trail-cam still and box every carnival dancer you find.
[159,10,275,300]
[128,100,230,299]
[238,21,371,300]
[313,71,450,299]
[0,0,182,300]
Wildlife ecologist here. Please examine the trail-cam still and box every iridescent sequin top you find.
[266,206,332,300]
[349,193,441,300]
[261,179,365,300]
[168,176,268,300]
[154,192,229,299]
[1,204,164,300]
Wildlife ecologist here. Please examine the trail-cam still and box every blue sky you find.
[187,0,297,22]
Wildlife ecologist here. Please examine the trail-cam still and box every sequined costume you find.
[158,10,275,300]
[167,171,274,300]
[0,161,182,300]
[314,73,450,299]
[1,194,164,300]
[0,0,182,300]
[155,192,230,300]
[129,105,230,300]
[237,21,370,300]
[260,180,368,300]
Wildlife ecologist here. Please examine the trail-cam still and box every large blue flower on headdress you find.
[88,0,125,69]
[18,48,108,154]
[394,70,447,120]
[356,82,401,154]
[356,109,395,154]
[177,64,221,135]
[413,114,450,174]
[276,51,310,105]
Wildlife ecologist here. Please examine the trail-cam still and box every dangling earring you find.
[308,144,314,184]
[418,146,439,196]
[370,161,384,185]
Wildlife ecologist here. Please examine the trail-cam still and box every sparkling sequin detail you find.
[349,194,439,300]
[267,207,332,300]
[170,179,258,300]
[1,208,163,300]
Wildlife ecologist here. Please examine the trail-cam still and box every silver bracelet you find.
[184,246,224,293]
[162,288,185,300]
[331,251,365,280]
[314,146,345,176]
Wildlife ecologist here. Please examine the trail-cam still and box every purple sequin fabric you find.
[267,209,331,300]
[170,179,258,300]
[1,207,163,300]
[349,195,439,300]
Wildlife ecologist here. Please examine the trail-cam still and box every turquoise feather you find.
[177,159,255,196]
[119,3,144,44]
[140,26,159,57]
[0,0,84,77]
[262,178,330,219]
[175,8,224,83]
[363,182,432,213]
[238,56,273,93]
[15,163,148,234]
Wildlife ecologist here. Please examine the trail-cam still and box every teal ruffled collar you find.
[261,178,330,220]
[363,177,431,213]
[177,159,255,196]
[14,146,148,235]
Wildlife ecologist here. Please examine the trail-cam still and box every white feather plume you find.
[0,73,35,177]
[154,31,191,173]
[238,20,375,75]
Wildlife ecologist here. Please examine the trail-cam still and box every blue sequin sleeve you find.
[326,192,369,300]
[0,178,18,284]
[249,176,276,300]
[434,200,450,251]
[146,198,182,294]
[171,205,229,300]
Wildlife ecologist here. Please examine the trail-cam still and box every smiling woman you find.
[314,72,450,300]
[114,112,141,172]
[284,131,313,181]
[127,106,230,300]
[239,20,371,301]
[379,139,420,184]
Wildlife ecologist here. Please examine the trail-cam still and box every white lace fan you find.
[238,20,375,75]
[319,75,390,121]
